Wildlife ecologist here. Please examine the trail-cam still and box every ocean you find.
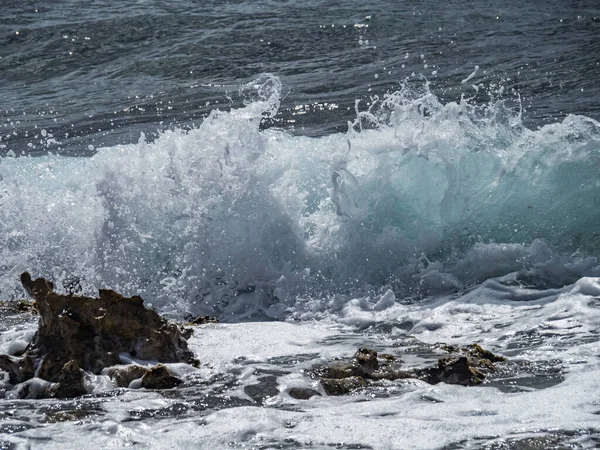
[1,1,600,448]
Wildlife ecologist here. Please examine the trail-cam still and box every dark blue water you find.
[1,0,599,156]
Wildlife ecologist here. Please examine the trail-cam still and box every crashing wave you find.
[1,74,599,319]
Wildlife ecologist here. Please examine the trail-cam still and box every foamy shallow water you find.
[1,276,599,449]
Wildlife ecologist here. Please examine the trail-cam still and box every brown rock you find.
[103,364,150,388]
[17,272,196,382]
[49,360,87,398]
[314,344,505,395]
[288,387,322,400]
[321,376,367,396]
[416,356,486,386]
[141,364,182,389]
[355,348,379,373]
[188,315,220,325]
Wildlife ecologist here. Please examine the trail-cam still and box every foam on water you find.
[2,276,599,448]
[1,74,600,319]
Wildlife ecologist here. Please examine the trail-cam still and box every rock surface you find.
[0,273,197,397]
[141,364,182,389]
[313,344,506,395]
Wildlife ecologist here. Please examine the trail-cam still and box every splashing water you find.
[1,74,599,319]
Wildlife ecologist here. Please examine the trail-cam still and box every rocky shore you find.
[0,273,508,400]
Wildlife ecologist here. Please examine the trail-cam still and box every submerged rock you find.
[313,344,506,395]
[288,387,321,400]
[0,273,198,398]
[416,356,485,386]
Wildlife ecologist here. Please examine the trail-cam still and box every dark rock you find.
[141,364,182,389]
[314,344,505,395]
[466,343,507,363]
[288,387,321,400]
[0,273,198,398]
[321,376,367,396]
[0,299,37,314]
[18,272,196,381]
[317,361,363,379]
[103,364,150,388]
[49,360,87,398]
[416,356,486,386]
[188,315,220,326]
[0,355,35,384]
[355,348,378,373]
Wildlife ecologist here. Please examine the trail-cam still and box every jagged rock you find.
[288,387,321,400]
[313,344,506,395]
[17,272,197,382]
[103,364,150,388]
[141,364,182,389]
[49,360,87,398]
[355,348,379,373]
[0,273,199,398]
[0,299,37,314]
[317,361,363,379]
[187,315,220,325]
[416,356,486,386]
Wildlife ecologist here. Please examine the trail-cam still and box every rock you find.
[313,344,505,395]
[18,272,196,381]
[103,364,150,388]
[288,387,321,400]
[0,299,37,314]
[317,361,363,379]
[466,343,507,363]
[0,355,35,384]
[49,360,87,398]
[321,376,367,396]
[0,273,199,398]
[355,348,378,373]
[416,356,486,386]
[141,364,182,389]
[187,315,220,325]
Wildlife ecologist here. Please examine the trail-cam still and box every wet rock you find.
[103,364,150,388]
[288,387,321,400]
[465,343,507,363]
[0,273,198,398]
[313,344,505,395]
[187,315,220,326]
[321,376,367,396]
[416,356,486,386]
[141,364,182,389]
[0,355,35,384]
[0,299,37,314]
[355,348,378,373]
[317,361,363,379]
[18,272,196,381]
[49,360,87,398]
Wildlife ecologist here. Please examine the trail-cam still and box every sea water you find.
[1,1,600,448]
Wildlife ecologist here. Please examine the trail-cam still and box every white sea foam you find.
[1,276,599,448]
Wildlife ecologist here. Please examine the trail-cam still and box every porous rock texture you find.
[0,273,195,397]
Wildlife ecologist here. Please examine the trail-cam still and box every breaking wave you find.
[1,74,600,319]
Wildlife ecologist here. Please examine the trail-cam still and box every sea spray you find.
[1,75,599,319]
